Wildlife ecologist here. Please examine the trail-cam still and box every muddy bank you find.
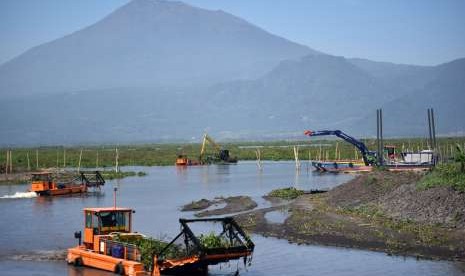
[327,171,465,228]
[181,196,257,217]
[235,172,465,261]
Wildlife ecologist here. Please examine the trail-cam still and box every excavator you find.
[304,129,435,172]
[304,130,378,166]
[199,133,237,165]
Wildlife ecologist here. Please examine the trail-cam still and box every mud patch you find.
[182,196,257,217]
[181,198,214,211]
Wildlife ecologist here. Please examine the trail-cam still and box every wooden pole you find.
[115,148,119,173]
[56,149,59,170]
[294,146,300,170]
[255,148,262,170]
[27,152,30,171]
[334,142,339,160]
[5,150,9,175]
[96,150,99,168]
[63,149,66,168]
[36,149,39,169]
[9,150,13,173]
[78,149,83,173]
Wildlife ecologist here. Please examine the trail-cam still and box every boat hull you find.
[67,246,146,276]
[311,161,372,173]
[36,185,87,196]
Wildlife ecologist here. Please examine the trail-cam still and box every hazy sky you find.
[1,0,464,66]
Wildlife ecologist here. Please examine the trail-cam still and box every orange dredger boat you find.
[30,171,105,196]
[67,207,254,276]
[175,155,200,166]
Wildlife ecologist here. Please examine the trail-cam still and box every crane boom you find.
[304,130,376,166]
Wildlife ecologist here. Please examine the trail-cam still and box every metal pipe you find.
[376,109,380,164]
[427,109,433,150]
[379,109,384,166]
[431,108,437,150]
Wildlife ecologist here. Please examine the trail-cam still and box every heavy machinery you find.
[199,133,237,164]
[304,130,377,166]
[304,130,434,172]
[68,206,254,276]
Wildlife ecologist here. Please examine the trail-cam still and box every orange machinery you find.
[67,207,254,276]
[175,155,200,166]
[30,171,105,196]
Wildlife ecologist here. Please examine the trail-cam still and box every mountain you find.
[349,58,465,137]
[0,0,316,96]
[0,0,463,146]
[1,55,464,146]
[201,54,394,132]
[348,58,437,94]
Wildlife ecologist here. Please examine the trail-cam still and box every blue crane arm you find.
[304,130,375,166]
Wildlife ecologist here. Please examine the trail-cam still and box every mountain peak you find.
[0,0,314,95]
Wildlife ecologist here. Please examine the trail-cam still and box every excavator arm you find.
[304,130,377,166]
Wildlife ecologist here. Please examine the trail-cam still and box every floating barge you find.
[30,171,105,196]
[67,207,254,276]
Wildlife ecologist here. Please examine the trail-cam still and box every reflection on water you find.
[0,162,463,275]
[264,209,289,224]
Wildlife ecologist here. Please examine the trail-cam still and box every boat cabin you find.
[30,172,54,192]
[384,145,397,160]
[83,207,133,248]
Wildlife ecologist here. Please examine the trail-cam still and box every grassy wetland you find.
[1,137,464,172]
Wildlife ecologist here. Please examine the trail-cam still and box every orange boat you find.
[30,171,105,196]
[67,206,254,276]
[175,155,200,166]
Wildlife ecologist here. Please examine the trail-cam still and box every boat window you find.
[85,211,92,228]
[92,213,99,229]
[98,211,129,230]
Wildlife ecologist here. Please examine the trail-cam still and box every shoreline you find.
[184,171,465,262]
[0,169,147,184]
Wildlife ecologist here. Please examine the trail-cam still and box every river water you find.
[0,161,463,275]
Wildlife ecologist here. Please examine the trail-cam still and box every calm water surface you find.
[0,161,463,275]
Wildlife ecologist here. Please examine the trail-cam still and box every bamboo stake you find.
[96,150,99,168]
[56,149,59,170]
[5,150,9,175]
[318,145,322,161]
[9,150,12,173]
[334,142,339,160]
[27,152,30,171]
[294,146,300,170]
[255,148,262,170]
[63,149,66,168]
[36,149,39,169]
[115,148,119,173]
[78,149,83,173]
